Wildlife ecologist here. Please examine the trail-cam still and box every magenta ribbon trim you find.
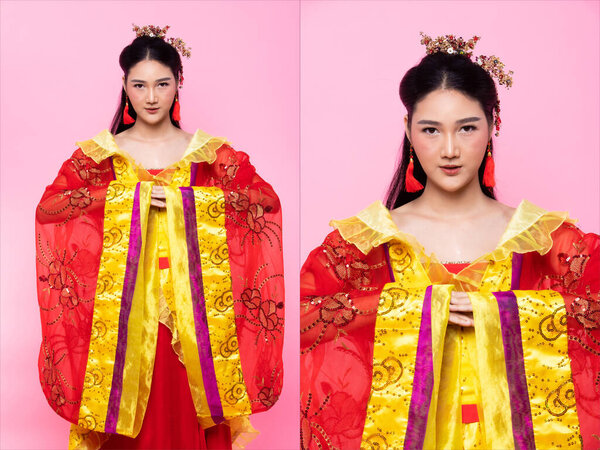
[383,243,395,282]
[180,187,225,424]
[493,291,536,450]
[105,183,142,432]
[403,285,434,449]
[511,252,523,290]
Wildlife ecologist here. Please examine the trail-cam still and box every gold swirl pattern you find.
[545,379,577,416]
[207,198,226,218]
[103,227,123,248]
[90,321,107,341]
[539,305,568,341]
[377,287,408,316]
[220,334,239,358]
[83,369,104,389]
[372,357,403,391]
[95,274,114,296]
[513,291,580,446]
[224,381,247,405]
[214,290,234,312]
[210,242,229,265]
[105,182,126,201]
[387,242,413,274]
[78,415,98,430]
[361,433,388,450]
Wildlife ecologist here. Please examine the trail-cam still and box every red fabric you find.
[36,149,113,423]
[519,223,600,449]
[300,230,391,449]
[461,404,479,424]
[444,262,469,274]
[35,144,283,443]
[103,324,231,449]
[158,257,170,269]
[300,224,600,449]
[194,145,285,413]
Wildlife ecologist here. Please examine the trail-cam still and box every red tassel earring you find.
[172,93,181,121]
[482,142,496,188]
[123,96,135,125]
[405,145,424,192]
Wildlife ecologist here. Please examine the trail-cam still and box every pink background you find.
[0,1,299,449]
[301,0,600,258]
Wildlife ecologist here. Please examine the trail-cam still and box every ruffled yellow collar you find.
[330,200,575,261]
[76,129,227,168]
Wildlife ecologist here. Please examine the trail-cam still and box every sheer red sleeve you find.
[520,223,600,448]
[193,145,284,414]
[35,149,113,423]
[300,231,391,450]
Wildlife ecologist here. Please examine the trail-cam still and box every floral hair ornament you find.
[419,32,514,136]
[132,24,191,87]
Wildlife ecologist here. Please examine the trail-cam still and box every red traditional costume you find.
[301,201,599,449]
[36,130,284,449]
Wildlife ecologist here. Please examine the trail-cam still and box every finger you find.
[449,303,474,312]
[448,312,474,327]
[450,292,471,305]
[152,187,166,199]
[150,199,166,208]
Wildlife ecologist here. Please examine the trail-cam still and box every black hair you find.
[385,52,498,210]
[110,36,182,135]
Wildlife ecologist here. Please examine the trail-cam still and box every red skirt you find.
[102,323,232,449]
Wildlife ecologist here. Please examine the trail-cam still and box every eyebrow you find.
[416,117,481,126]
[129,77,173,83]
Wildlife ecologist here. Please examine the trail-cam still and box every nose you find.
[440,134,460,159]
[146,88,157,104]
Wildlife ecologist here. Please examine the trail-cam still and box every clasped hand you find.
[151,186,166,209]
[449,291,473,327]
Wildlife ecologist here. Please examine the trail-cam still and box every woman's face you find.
[406,89,492,193]
[123,59,177,126]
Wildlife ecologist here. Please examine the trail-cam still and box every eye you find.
[422,127,438,135]
[133,83,144,89]
[158,82,170,87]
[460,125,477,133]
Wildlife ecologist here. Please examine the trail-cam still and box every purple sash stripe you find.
[180,187,225,424]
[105,183,143,432]
[404,285,434,449]
[189,162,198,186]
[384,243,395,282]
[494,291,536,450]
[511,252,523,290]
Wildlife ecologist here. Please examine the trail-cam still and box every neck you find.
[415,178,492,219]
[128,118,178,141]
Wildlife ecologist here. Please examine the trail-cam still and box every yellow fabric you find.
[68,424,108,449]
[469,292,513,448]
[345,201,581,448]
[78,177,151,432]
[332,199,574,292]
[360,284,428,449]
[73,140,251,447]
[192,188,253,420]
[514,290,580,446]
[77,128,225,166]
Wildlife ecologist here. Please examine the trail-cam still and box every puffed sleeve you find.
[35,149,113,423]
[193,144,284,414]
[520,223,600,448]
[300,230,390,450]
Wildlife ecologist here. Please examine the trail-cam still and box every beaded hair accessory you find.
[132,24,191,87]
[420,32,514,136]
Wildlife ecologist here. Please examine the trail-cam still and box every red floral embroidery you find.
[237,265,284,344]
[227,192,281,248]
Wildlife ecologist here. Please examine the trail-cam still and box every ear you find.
[122,76,127,94]
[404,114,411,143]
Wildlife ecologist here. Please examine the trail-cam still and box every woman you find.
[300,34,598,449]
[35,25,284,449]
